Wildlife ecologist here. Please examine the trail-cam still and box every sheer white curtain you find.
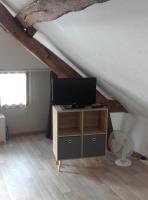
[0,73,27,106]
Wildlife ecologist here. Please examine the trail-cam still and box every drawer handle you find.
[68,139,72,144]
[64,139,72,144]
[92,138,96,142]
[64,139,67,143]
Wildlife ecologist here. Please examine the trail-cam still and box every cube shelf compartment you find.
[83,110,108,135]
[58,112,82,136]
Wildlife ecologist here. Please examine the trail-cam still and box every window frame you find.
[0,72,29,108]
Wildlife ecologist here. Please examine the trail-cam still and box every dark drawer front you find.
[83,134,106,157]
[58,136,81,160]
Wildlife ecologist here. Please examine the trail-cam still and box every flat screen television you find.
[52,77,96,107]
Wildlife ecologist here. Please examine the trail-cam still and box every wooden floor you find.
[0,134,148,200]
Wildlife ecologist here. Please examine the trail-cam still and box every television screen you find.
[52,77,96,107]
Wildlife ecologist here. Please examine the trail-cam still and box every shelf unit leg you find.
[96,157,103,165]
[58,160,62,172]
[56,160,59,165]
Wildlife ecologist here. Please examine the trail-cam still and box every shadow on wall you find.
[119,113,137,134]
[111,112,148,157]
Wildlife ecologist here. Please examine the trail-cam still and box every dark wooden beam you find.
[0,3,127,147]
[0,3,109,103]
[26,27,37,37]
[0,3,79,78]
[102,100,127,113]
[0,3,126,111]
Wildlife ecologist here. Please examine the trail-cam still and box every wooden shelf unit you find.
[52,106,108,171]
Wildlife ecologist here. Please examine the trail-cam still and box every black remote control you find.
[91,104,103,108]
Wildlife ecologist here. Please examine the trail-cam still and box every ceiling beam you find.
[0,3,127,113]
[0,3,80,78]
[0,2,127,146]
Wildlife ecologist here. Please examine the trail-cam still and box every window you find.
[0,73,27,107]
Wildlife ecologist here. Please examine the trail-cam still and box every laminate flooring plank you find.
[0,134,148,200]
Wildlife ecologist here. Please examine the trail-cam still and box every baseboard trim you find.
[132,152,148,160]
[9,130,47,137]
[0,140,6,145]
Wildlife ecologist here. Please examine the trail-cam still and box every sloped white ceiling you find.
[0,0,34,13]
[33,0,148,117]
[2,0,148,116]
[2,0,148,156]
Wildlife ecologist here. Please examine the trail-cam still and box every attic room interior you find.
[0,0,148,199]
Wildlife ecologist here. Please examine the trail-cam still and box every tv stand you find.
[52,105,108,171]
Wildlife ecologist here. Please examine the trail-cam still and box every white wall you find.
[1,71,51,134]
[111,113,148,157]
[0,28,51,134]
[0,28,48,70]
